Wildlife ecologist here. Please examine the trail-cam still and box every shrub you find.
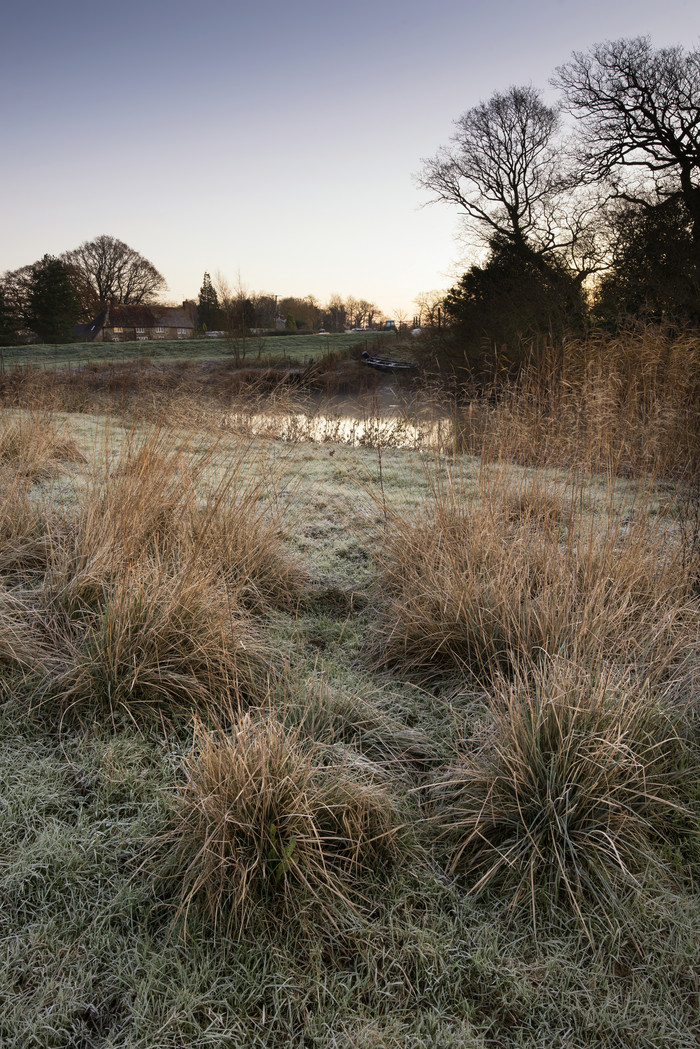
[167,713,402,934]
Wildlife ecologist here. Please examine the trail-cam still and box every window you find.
[136,326,145,334]
[113,326,123,333]
[177,327,188,338]
[155,326,164,334]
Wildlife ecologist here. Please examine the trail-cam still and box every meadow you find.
[0,331,391,370]
[0,327,698,1048]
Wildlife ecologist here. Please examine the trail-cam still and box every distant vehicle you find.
[204,331,226,338]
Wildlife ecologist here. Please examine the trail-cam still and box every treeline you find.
[418,36,700,374]
[197,272,382,335]
[0,236,386,346]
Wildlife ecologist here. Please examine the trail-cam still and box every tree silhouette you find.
[27,255,80,343]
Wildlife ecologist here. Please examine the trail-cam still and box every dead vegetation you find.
[0,325,698,1047]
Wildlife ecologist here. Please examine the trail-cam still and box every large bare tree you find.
[554,38,700,266]
[62,234,166,313]
[418,86,571,259]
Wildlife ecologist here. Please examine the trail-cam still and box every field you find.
[0,329,698,1047]
[0,331,392,370]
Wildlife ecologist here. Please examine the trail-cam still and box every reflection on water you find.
[222,407,453,450]
[220,386,457,449]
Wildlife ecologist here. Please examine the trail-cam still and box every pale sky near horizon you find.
[1,0,698,318]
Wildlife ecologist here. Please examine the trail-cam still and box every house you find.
[81,303,196,342]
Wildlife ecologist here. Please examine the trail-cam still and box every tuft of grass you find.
[370,467,697,686]
[44,423,305,617]
[433,661,697,927]
[0,473,56,581]
[166,712,402,935]
[49,560,268,723]
[0,587,48,693]
[0,410,84,479]
[278,680,435,777]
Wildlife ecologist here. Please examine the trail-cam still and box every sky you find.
[1,0,698,319]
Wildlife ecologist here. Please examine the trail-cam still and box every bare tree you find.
[554,38,700,264]
[413,290,445,327]
[214,271,254,362]
[62,234,166,312]
[357,299,379,328]
[418,86,571,259]
[323,294,347,332]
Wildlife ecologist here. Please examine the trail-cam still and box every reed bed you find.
[452,326,700,478]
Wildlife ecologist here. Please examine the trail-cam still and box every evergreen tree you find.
[27,255,80,343]
[594,197,698,324]
[197,272,219,331]
[440,238,586,377]
[0,286,19,346]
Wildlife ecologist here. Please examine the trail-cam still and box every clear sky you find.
[1,0,698,318]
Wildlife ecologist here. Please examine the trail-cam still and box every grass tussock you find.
[0,474,55,580]
[50,560,268,722]
[45,424,305,617]
[0,587,48,691]
[433,661,697,925]
[0,418,303,723]
[167,712,402,935]
[0,410,85,479]
[371,469,697,685]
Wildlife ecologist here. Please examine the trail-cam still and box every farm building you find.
[79,303,196,342]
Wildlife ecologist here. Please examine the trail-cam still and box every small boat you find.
[360,351,416,372]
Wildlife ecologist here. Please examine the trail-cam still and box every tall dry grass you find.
[166,712,402,935]
[370,467,698,688]
[432,660,696,926]
[0,410,84,479]
[0,473,56,581]
[51,560,267,721]
[0,586,48,693]
[452,327,700,479]
[43,424,305,618]
[0,418,305,722]
[0,412,83,580]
